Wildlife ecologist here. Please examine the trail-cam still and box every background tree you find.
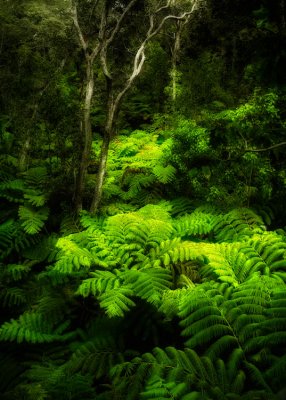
[71,0,205,213]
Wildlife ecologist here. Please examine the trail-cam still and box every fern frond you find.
[264,354,286,384]
[169,197,195,217]
[200,243,243,286]
[137,204,172,222]
[99,287,136,317]
[174,207,220,238]
[60,213,81,235]
[152,164,176,184]
[0,287,27,307]
[243,361,273,392]
[80,211,105,231]
[112,346,247,399]
[54,237,94,273]
[22,234,59,262]
[76,270,121,297]
[18,205,49,234]
[123,268,172,305]
[240,233,286,279]
[24,190,46,206]
[0,313,70,343]
[67,340,125,379]
[0,219,16,259]
[214,208,266,242]
[23,167,48,188]
[1,263,31,282]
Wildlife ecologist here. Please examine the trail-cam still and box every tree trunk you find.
[171,21,182,105]
[87,1,200,213]
[18,136,31,172]
[74,60,94,212]
[90,133,110,214]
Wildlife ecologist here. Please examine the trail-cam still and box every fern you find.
[111,347,251,400]
[54,236,94,273]
[1,264,31,282]
[77,270,121,297]
[173,206,220,238]
[152,164,176,184]
[24,190,46,207]
[22,167,48,189]
[214,208,266,242]
[0,287,27,307]
[23,364,96,400]
[0,313,72,343]
[18,205,49,234]
[99,287,136,317]
[169,197,195,217]
[0,219,41,260]
[199,243,246,286]
[0,219,17,259]
[0,179,26,203]
[240,233,286,281]
[67,338,126,379]
[1,203,285,399]
[123,267,172,305]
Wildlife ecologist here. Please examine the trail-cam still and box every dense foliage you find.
[0,0,286,399]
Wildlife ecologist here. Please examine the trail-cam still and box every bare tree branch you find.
[71,1,88,52]
[245,142,286,153]
[149,0,201,41]
[155,0,172,14]
[106,0,138,46]
[107,0,203,134]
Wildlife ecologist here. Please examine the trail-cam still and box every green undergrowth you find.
[0,202,286,399]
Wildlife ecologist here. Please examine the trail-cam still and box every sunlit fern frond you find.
[214,208,266,242]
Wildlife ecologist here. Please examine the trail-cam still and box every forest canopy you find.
[0,0,286,399]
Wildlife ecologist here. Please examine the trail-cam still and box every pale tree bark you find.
[71,1,101,212]
[72,0,138,212]
[73,59,95,212]
[170,15,191,108]
[90,0,203,213]
[18,136,32,172]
